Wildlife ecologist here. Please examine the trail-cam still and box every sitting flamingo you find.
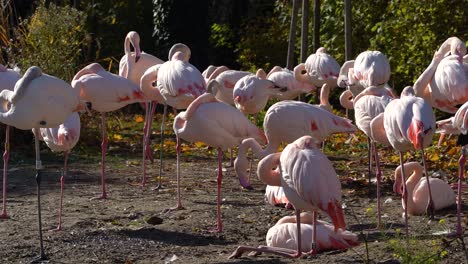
[230,212,359,258]
[393,162,455,216]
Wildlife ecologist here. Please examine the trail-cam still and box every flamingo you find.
[294,47,340,111]
[264,66,315,101]
[139,43,206,188]
[0,64,20,219]
[394,162,455,216]
[413,37,467,114]
[235,100,357,190]
[118,31,164,180]
[33,112,80,231]
[72,63,146,199]
[264,185,290,207]
[436,101,468,236]
[371,86,436,237]
[231,135,347,258]
[0,66,81,261]
[229,212,359,258]
[172,80,266,232]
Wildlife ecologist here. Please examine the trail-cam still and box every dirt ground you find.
[0,131,467,264]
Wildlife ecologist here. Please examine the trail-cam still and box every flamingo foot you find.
[91,193,107,200]
[140,178,147,187]
[151,183,163,191]
[0,212,9,219]
[54,225,62,232]
[164,205,185,213]
[206,226,222,233]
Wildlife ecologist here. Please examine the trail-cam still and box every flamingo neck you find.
[402,163,424,214]
[319,83,331,111]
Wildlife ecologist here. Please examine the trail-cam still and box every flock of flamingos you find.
[0,31,467,261]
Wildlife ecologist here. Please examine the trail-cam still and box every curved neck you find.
[319,83,331,110]
[257,152,282,186]
[397,162,424,213]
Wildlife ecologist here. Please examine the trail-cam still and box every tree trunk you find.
[300,0,309,63]
[344,0,352,60]
[313,0,320,51]
[286,0,300,70]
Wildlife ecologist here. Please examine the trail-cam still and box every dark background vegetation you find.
[0,0,467,146]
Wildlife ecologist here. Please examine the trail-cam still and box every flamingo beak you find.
[407,119,424,149]
[135,55,141,63]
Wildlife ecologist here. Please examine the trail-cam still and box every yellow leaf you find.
[135,115,144,123]
[447,146,459,156]
[194,141,206,148]
[163,139,176,147]
[49,35,54,44]
[429,152,440,162]
[113,134,123,141]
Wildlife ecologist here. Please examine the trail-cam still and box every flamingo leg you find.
[141,101,157,187]
[141,102,149,187]
[99,112,107,199]
[155,103,167,190]
[305,211,318,256]
[367,137,373,186]
[399,152,409,239]
[419,134,435,220]
[167,135,183,211]
[456,145,466,236]
[213,148,224,233]
[33,128,47,261]
[373,141,382,229]
[0,126,10,219]
[56,151,68,231]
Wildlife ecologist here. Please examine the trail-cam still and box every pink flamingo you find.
[230,212,359,258]
[72,63,146,199]
[0,64,20,219]
[264,66,315,101]
[119,31,164,85]
[206,68,252,105]
[231,136,347,258]
[119,31,164,177]
[294,47,340,111]
[413,37,467,114]
[139,43,206,188]
[264,185,290,207]
[394,162,455,216]
[232,74,277,116]
[436,101,468,236]
[371,86,436,237]
[34,112,80,231]
[172,80,266,232]
[0,66,81,261]
[235,100,357,190]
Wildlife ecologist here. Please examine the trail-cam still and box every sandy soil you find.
[0,135,467,264]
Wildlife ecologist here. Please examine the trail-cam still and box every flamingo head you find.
[407,119,432,150]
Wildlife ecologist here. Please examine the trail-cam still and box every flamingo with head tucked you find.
[172,80,265,232]
[139,43,206,188]
[0,66,81,261]
[371,86,436,237]
[230,212,359,258]
[235,100,357,190]
[34,112,80,231]
[72,63,146,199]
[0,64,20,219]
[230,136,347,258]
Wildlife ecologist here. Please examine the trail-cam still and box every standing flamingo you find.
[264,66,315,101]
[119,31,164,181]
[0,66,81,261]
[230,212,359,258]
[34,112,80,231]
[394,162,455,216]
[172,80,266,232]
[235,100,357,190]
[72,63,146,199]
[371,86,436,237]
[436,101,468,236]
[139,43,206,188]
[0,64,20,219]
[230,136,346,258]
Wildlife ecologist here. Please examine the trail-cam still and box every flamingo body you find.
[36,112,80,152]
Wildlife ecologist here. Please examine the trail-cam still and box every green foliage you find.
[210,23,234,49]
[8,3,87,81]
[388,236,446,264]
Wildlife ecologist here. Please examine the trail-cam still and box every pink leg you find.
[209,148,224,233]
[0,126,10,219]
[373,142,382,228]
[98,113,107,199]
[141,102,149,186]
[228,209,302,259]
[399,152,409,238]
[141,101,157,187]
[367,137,373,185]
[167,136,183,211]
[154,103,168,190]
[56,151,68,231]
[305,211,318,255]
[419,135,435,220]
[456,146,466,236]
